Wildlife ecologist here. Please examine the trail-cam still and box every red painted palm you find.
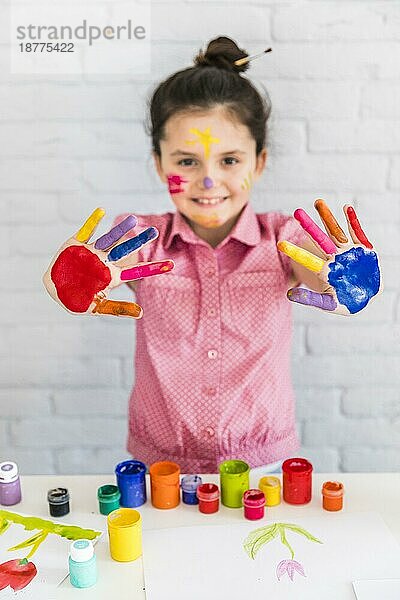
[43,208,174,318]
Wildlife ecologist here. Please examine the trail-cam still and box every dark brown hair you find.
[148,36,271,157]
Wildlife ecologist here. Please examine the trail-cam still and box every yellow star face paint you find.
[185,127,220,159]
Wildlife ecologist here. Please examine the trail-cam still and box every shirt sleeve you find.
[275,214,308,280]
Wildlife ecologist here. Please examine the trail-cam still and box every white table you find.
[5,473,400,599]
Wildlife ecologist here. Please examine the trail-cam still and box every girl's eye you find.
[178,158,197,167]
[222,157,239,165]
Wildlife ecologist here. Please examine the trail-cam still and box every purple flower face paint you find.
[328,247,380,314]
[203,176,213,189]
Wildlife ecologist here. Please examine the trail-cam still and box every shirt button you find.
[203,386,217,396]
[207,349,218,359]
[207,308,216,317]
[205,427,215,437]
[207,268,216,276]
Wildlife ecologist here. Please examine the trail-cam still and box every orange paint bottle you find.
[322,481,344,511]
[149,461,180,509]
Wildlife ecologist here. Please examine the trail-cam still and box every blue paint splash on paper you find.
[328,247,380,314]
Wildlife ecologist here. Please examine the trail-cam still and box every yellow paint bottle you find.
[107,508,142,562]
[258,476,281,507]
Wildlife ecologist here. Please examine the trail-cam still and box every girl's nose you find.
[202,176,214,189]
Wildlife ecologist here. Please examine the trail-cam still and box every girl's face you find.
[154,106,267,245]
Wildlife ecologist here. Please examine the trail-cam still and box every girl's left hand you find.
[277,200,383,315]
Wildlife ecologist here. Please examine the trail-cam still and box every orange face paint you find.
[92,298,143,319]
[149,461,180,509]
[321,481,344,511]
[314,199,348,244]
[192,213,222,228]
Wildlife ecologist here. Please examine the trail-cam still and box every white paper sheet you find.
[142,512,400,600]
[352,579,400,600]
[0,511,103,599]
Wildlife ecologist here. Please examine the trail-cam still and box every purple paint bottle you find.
[0,461,22,506]
[181,475,202,505]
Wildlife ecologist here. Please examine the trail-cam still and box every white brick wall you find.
[1,1,399,474]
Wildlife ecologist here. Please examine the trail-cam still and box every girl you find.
[44,37,382,474]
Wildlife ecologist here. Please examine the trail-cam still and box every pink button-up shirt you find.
[118,203,306,473]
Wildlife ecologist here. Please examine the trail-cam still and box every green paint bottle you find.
[97,484,120,515]
[219,460,250,508]
[69,539,97,588]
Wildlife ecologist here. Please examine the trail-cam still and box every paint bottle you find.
[115,460,147,508]
[196,483,219,514]
[97,484,121,515]
[219,459,250,508]
[282,458,313,505]
[48,487,70,517]
[322,481,344,512]
[181,475,202,505]
[0,462,22,506]
[243,489,265,520]
[69,539,97,588]
[258,476,281,507]
[107,508,142,562]
[149,461,180,509]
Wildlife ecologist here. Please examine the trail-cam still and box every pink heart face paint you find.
[167,174,188,195]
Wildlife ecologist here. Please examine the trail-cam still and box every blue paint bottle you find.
[69,539,97,589]
[115,460,147,508]
[181,475,202,505]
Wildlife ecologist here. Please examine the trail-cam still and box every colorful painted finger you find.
[314,199,348,244]
[75,208,105,243]
[277,241,325,273]
[344,205,373,249]
[287,288,337,311]
[120,260,175,281]
[107,227,158,262]
[92,298,143,318]
[94,215,137,250]
[294,208,337,255]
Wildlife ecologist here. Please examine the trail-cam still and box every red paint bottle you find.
[282,458,313,505]
[243,489,265,520]
[196,483,219,514]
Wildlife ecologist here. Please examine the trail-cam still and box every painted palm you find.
[243,522,322,582]
[277,200,382,315]
[43,208,174,319]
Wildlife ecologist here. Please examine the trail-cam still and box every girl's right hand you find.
[43,208,174,319]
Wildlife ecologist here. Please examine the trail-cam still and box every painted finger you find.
[314,199,348,246]
[94,215,137,250]
[294,208,337,255]
[277,241,325,273]
[120,260,175,282]
[344,205,373,249]
[75,208,105,243]
[107,227,158,262]
[92,297,143,318]
[287,288,337,312]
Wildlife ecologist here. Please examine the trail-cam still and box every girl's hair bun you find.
[194,36,249,73]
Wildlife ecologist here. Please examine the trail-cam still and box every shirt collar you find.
[165,203,261,249]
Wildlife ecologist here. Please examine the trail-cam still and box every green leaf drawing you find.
[243,522,322,561]
[0,510,101,560]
